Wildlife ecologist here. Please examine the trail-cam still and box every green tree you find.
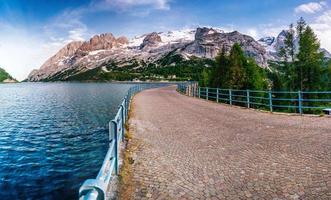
[199,68,211,87]
[228,43,247,89]
[296,17,307,39]
[285,24,296,62]
[212,46,230,88]
[297,26,324,91]
[209,43,267,90]
[244,58,267,90]
[0,67,14,82]
[328,63,331,89]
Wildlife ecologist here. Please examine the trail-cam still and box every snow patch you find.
[89,50,107,56]
[128,29,196,48]
[101,66,110,72]
[159,29,195,43]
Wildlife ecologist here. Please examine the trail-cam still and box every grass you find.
[118,99,137,200]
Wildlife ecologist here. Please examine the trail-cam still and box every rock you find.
[259,30,330,60]
[140,32,162,50]
[27,27,273,81]
[2,78,17,83]
[185,28,268,67]
[259,37,275,46]
[320,48,331,58]
[27,41,84,81]
[116,36,129,45]
[77,33,116,56]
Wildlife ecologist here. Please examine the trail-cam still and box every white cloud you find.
[0,8,91,81]
[239,23,286,41]
[295,1,326,14]
[43,9,90,44]
[0,23,67,81]
[0,0,171,81]
[104,0,171,10]
[246,28,258,39]
[311,10,331,51]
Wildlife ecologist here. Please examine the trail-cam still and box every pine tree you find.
[328,63,331,89]
[285,24,296,62]
[296,18,307,90]
[213,46,229,88]
[297,26,324,90]
[244,58,267,90]
[209,43,267,90]
[278,47,288,62]
[296,17,306,39]
[228,43,247,89]
[199,68,210,87]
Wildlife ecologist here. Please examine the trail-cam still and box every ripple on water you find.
[0,83,132,200]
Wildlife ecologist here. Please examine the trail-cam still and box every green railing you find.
[178,84,331,114]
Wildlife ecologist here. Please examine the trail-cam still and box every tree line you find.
[200,18,331,92]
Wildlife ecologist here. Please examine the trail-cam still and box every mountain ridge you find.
[27,27,269,81]
[258,30,330,60]
[27,27,330,82]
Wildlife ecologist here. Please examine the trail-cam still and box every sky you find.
[0,0,330,80]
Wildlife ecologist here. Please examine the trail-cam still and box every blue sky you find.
[0,0,330,80]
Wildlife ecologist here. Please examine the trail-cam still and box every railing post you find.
[189,85,192,97]
[206,87,209,100]
[246,90,250,108]
[120,105,125,141]
[216,88,219,103]
[110,120,119,175]
[193,85,195,97]
[229,89,232,105]
[298,91,303,115]
[124,97,128,120]
[198,87,201,98]
[268,91,273,112]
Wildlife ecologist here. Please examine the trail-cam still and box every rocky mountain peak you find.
[320,48,331,58]
[186,27,268,67]
[78,33,116,54]
[258,29,330,60]
[140,32,162,49]
[40,41,84,70]
[116,36,129,45]
[195,27,222,41]
[258,37,275,46]
[27,27,273,81]
[275,30,290,51]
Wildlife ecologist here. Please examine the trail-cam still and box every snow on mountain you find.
[258,36,277,53]
[27,27,269,81]
[128,29,196,48]
[259,30,330,60]
[159,29,196,44]
[320,48,331,58]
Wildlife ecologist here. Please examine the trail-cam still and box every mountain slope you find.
[0,67,16,83]
[259,30,330,60]
[27,27,270,82]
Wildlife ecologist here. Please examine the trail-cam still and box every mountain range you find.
[27,27,330,82]
[258,30,331,61]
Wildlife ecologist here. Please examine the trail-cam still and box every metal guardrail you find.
[178,84,331,114]
[79,83,169,200]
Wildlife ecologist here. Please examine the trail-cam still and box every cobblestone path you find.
[121,86,331,200]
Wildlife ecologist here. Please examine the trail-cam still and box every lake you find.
[0,83,133,199]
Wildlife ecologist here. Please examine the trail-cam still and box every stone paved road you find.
[121,86,331,200]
